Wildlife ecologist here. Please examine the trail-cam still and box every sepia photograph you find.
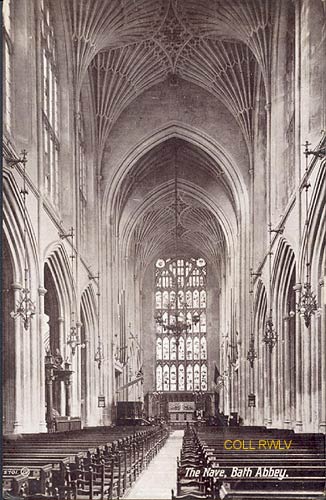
[2,0,326,499]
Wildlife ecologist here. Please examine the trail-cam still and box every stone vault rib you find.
[90,41,169,157]
[62,0,168,95]
[178,39,258,153]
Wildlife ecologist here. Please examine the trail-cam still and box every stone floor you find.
[124,430,184,500]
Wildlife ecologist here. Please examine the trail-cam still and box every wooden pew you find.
[176,426,325,500]
[3,424,169,499]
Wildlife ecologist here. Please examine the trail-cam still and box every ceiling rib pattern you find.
[61,0,277,154]
[130,196,227,273]
[154,1,192,72]
[90,42,169,153]
[62,0,168,93]
[178,39,257,151]
[115,139,229,220]
[175,0,274,92]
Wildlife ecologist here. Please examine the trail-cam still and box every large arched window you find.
[155,257,208,391]
[41,0,59,205]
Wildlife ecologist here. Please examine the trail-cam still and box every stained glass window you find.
[178,337,185,360]
[194,364,200,390]
[163,364,169,391]
[156,338,162,360]
[178,365,185,390]
[186,337,193,360]
[201,337,207,359]
[201,365,208,391]
[170,337,177,360]
[187,365,193,390]
[170,365,177,391]
[156,365,162,390]
[155,257,207,391]
[163,337,169,360]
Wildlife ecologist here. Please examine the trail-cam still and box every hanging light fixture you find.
[95,294,106,407]
[10,150,37,330]
[94,341,104,369]
[263,225,278,352]
[294,266,321,327]
[63,227,81,355]
[290,145,322,327]
[247,338,257,368]
[263,316,277,352]
[154,147,200,340]
[67,310,80,356]
[94,287,104,369]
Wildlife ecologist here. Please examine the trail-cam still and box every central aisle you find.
[124,429,184,499]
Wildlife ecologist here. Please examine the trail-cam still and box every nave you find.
[2,0,326,498]
[3,424,325,500]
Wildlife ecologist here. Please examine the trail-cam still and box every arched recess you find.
[272,239,296,428]
[44,262,62,414]
[80,285,98,426]
[43,244,75,423]
[44,245,74,351]
[2,170,41,433]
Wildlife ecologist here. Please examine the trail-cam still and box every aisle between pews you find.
[124,430,184,500]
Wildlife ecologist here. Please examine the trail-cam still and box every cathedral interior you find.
[2,0,326,498]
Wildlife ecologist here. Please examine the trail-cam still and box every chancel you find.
[2,0,325,499]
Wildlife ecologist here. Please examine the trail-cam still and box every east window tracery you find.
[155,257,208,391]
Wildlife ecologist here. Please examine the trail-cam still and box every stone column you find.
[45,363,55,432]
[12,283,23,434]
[58,317,65,413]
[294,298,303,430]
[65,377,72,417]
[319,300,326,431]
[38,287,48,432]
[283,318,291,427]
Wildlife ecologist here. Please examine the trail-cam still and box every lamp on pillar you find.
[89,274,104,370]
[263,225,278,352]
[61,227,81,356]
[247,338,257,368]
[67,312,80,356]
[9,150,37,330]
[289,166,322,327]
[91,279,105,409]
[263,316,278,352]
[293,272,321,327]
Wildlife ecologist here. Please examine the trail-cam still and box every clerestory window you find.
[41,0,59,205]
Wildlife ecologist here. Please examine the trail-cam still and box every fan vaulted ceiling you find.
[61,0,276,269]
[63,0,274,154]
